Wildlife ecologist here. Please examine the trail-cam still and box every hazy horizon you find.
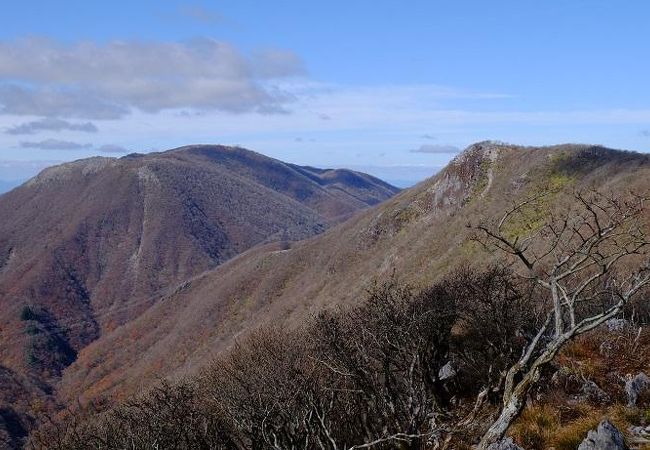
[1,1,650,187]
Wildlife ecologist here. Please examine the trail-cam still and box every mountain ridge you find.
[56,142,650,407]
[0,145,399,446]
[3,141,649,447]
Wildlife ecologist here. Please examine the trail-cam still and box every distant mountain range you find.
[0,145,398,446]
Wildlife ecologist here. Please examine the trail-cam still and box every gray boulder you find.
[578,420,629,450]
[629,424,650,439]
[438,361,457,381]
[606,318,629,332]
[625,372,650,407]
[487,437,524,450]
[580,380,611,404]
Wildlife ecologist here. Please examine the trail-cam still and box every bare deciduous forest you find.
[27,189,650,449]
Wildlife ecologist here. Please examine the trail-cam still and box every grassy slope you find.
[60,142,650,408]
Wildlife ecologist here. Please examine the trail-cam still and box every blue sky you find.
[1,0,649,188]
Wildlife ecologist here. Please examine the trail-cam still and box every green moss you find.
[547,172,573,190]
[501,200,548,241]
[500,153,578,240]
[541,151,576,191]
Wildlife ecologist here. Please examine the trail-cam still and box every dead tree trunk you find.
[473,190,650,449]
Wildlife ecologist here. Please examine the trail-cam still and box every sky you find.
[1,0,650,189]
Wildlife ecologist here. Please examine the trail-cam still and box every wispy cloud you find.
[289,83,650,128]
[0,84,126,119]
[6,118,97,135]
[98,144,129,153]
[177,4,224,25]
[251,49,305,78]
[0,37,304,119]
[19,139,92,150]
[641,129,650,137]
[410,144,460,154]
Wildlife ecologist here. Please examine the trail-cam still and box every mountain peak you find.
[0,144,397,386]
[26,156,117,187]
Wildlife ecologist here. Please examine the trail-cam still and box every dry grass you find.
[509,327,650,449]
[510,403,641,450]
[510,405,560,448]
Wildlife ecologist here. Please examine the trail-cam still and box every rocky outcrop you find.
[606,318,629,332]
[625,372,650,407]
[629,424,650,446]
[580,380,611,404]
[438,361,457,381]
[578,420,629,450]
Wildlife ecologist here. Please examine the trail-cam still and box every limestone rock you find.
[580,380,611,404]
[606,318,629,332]
[578,420,629,450]
[438,362,457,381]
[625,372,650,407]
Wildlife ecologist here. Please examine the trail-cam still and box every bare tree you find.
[472,189,650,448]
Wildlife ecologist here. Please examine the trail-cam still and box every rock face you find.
[487,437,524,450]
[438,361,457,380]
[578,420,629,450]
[625,372,650,407]
[580,380,611,404]
[606,318,629,332]
[629,424,650,441]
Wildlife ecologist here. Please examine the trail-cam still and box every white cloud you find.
[2,79,649,179]
[0,37,304,118]
[98,144,129,153]
[0,84,128,119]
[410,144,460,154]
[19,139,92,150]
[6,118,97,135]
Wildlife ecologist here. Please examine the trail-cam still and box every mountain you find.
[0,145,398,445]
[4,141,650,447]
[55,142,650,410]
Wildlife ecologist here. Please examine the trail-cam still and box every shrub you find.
[29,267,563,449]
[448,265,540,391]
[20,305,38,322]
